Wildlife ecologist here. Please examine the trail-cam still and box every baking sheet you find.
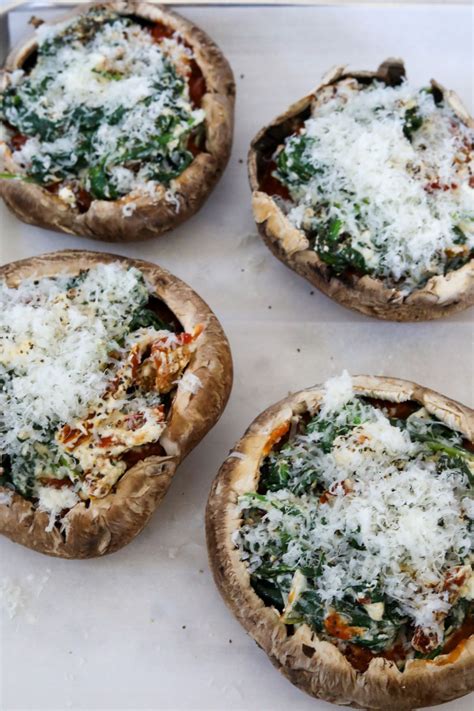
[0,3,473,710]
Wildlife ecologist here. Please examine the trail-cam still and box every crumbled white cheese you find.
[319,370,354,417]
[8,69,25,87]
[460,570,474,600]
[58,186,77,207]
[3,10,204,199]
[37,486,80,532]
[281,570,307,621]
[364,601,385,621]
[0,263,148,456]
[237,374,472,638]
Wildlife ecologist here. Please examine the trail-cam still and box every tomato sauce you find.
[10,133,28,151]
[344,640,409,673]
[342,614,474,674]
[263,422,291,456]
[440,616,474,658]
[38,477,73,489]
[188,59,206,108]
[424,180,459,194]
[59,423,90,448]
[150,23,174,42]
[324,612,364,641]
[75,187,93,213]
[188,133,202,157]
[44,182,93,213]
[463,438,474,453]
[258,117,306,198]
[150,21,206,109]
[259,159,291,200]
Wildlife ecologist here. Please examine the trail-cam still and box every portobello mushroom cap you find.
[0,1,235,241]
[206,375,474,709]
[248,59,474,321]
[0,249,233,558]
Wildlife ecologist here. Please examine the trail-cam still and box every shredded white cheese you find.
[37,486,80,532]
[237,373,473,647]
[1,9,205,201]
[0,262,197,525]
[0,263,148,454]
[281,80,474,289]
[319,370,354,417]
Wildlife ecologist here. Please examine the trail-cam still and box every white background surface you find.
[0,3,473,710]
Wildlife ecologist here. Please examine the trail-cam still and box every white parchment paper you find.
[0,4,473,710]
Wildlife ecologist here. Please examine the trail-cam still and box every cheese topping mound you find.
[0,7,205,201]
[274,80,474,291]
[236,374,474,663]
[0,263,199,526]
[0,263,145,452]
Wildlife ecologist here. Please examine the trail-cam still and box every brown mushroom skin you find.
[0,250,233,558]
[0,2,235,241]
[206,376,474,709]
[248,59,474,321]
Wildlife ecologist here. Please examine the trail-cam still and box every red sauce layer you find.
[150,21,207,109]
[259,159,290,200]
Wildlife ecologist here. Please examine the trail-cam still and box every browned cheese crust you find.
[206,375,474,709]
[0,1,235,241]
[0,249,233,557]
[248,59,474,321]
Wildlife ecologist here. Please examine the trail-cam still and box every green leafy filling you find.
[241,399,473,665]
[271,85,473,283]
[0,8,202,198]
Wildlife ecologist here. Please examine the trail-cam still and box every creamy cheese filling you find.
[274,80,474,291]
[236,373,474,663]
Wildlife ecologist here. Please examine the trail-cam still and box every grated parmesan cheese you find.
[277,80,474,290]
[319,370,354,417]
[0,262,197,525]
[37,486,80,532]
[237,373,473,652]
[0,263,148,455]
[0,8,205,201]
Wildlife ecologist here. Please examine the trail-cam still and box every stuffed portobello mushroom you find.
[206,373,474,709]
[249,59,474,320]
[0,250,232,558]
[0,1,235,241]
